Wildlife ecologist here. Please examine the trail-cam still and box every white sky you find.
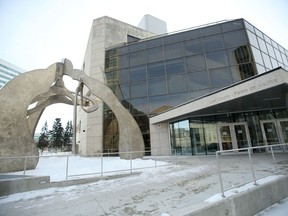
[1,0,288,132]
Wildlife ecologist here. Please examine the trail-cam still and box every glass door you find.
[218,123,251,151]
[261,119,288,151]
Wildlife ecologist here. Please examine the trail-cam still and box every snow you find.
[204,175,283,203]
[0,153,287,216]
[255,197,288,216]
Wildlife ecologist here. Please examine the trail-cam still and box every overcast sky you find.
[1,0,287,132]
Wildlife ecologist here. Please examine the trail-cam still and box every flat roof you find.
[150,67,288,124]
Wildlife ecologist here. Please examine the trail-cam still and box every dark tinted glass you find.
[184,38,204,56]
[119,46,129,54]
[147,62,165,78]
[206,51,228,69]
[209,67,232,87]
[131,81,147,98]
[163,33,182,44]
[130,97,149,114]
[129,42,145,52]
[129,51,146,66]
[130,65,147,82]
[164,42,183,59]
[185,54,206,72]
[227,45,253,65]
[168,74,187,93]
[203,35,224,51]
[145,38,162,48]
[166,58,185,75]
[119,54,129,68]
[201,25,221,36]
[188,71,210,90]
[117,68,129,84]
[221,20,243,32]
[223,30,247,48]
[119,84,130,99]
[149,95,169,114]
[148,77,167,96]
[169,92,189,106]
[190,89,210,99]
[181,29,201,40]
[146,46,164,63]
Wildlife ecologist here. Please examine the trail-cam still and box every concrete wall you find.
[78,16,154,155]
[171,175,288,216]
[150,122,171,155]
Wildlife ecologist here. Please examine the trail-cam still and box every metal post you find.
[270,146,278,172]
[216,152,225,198]
[130,151,132,174]
[101,153,103,177]
[23,157,27,176]
[248,148,257,185]
[65,155,69,180]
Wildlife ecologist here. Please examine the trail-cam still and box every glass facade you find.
[104,19,288,153]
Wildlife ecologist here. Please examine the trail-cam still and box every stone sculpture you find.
[0,59,144,172]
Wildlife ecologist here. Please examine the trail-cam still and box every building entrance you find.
[260,119,288,152]
[217,122,251,151]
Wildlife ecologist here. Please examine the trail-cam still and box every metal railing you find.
[0,149,177,181]
[216,143,288,198]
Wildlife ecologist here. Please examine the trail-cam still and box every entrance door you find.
[261,119,288,151]
[218,123,251,151]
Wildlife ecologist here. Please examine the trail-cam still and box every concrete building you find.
[78,16,288,156]
[0,58,26,88]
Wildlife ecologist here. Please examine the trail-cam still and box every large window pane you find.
[247,31,259,48]
[203,35,224,51]
[184,38,204,56]
[181,29,201,41]
[190,89,211,99]
[266,43,276,58]
[146,46,164,63]
[209,67,232,87]
[188,71,210,90]
[129,51,146,66]
[148,62,165,78]
[257,38,268,54]
[164,42,183,59]
[223,30,247,48]
[230,63,256,82]
[185,54,206,72]
[206,51,228,69]
[117,68,129,84]
[221,20,244,32]
[119,84,130,99]
[131,81,147,98]
[169,92,189,107]
[262,52,272,69]
[145,38,162,48]
[129,43,145,52]
[163,34,182,44]
[251,46,264,66]
[166,58,185,75]
[130,97,149,114]
[168,74,187,93]
[148,77,167,96]
[130,65,146,82]
[149,95,169,114]
[119,54,129,68]
[201,25,221,36]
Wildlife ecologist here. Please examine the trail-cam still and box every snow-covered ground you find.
[0,153,287,216]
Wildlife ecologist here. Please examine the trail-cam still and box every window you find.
[206,51,228,69]
[146,46,164,63]
[209,67,232,87]
[165,58,185,75]
[117,68,129,84]
[185,54,206,72]
[164,42,183,59]
[203,35,224,51]
[168,74,187,93]
[188,71,210,90]
[131,81,147,98]
[184,38,204,56]
[130,65,147,82]
[130,97,149,114]
[223,30,247,48]
[169,92,189,107]
[148,77,167,96]
[130,51,146,67]
[148,62,165,78]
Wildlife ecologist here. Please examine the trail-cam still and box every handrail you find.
[216,143,288,198]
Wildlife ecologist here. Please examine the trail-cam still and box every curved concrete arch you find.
[0,59,144,172]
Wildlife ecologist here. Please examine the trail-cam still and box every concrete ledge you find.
[0,176,50,196]
[171,175,288,216]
